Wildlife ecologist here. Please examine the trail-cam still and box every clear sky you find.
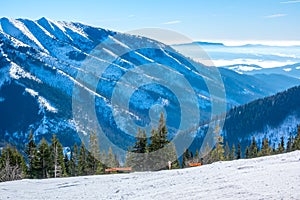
[2,0,300,44]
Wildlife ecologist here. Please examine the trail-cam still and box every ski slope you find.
[1,151,300,200]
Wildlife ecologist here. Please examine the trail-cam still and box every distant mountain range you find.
[173,41,300,69]
[223,63,300,78]
[0,17,299,154]
[174,41,225,46]
[175,41,300,48]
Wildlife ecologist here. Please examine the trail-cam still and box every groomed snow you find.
[1,151,300,200]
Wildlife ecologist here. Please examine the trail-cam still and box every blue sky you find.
[2,0,300,43]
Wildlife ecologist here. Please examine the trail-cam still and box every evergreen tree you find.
[211,125,225,162]
[182,149,192,168]
[127,128,148,171]
[245,146,250,159]
[87,132,104,175]
[260,138,272,156]
[249,137,258,158]
[69,144,78,176]
[25,131,39,178]
[106,147,119,168]
[224,142,230,161]
[147,113,178,171]
[0,145,26,182]
[78,142,88,176]
[50,135,66,178]
[280,136,285,152]
[157,112,169,147]
[286,133,294,152]
[236,142,242,159]
[229,144,236,160]
[64,153,71,176]
[38,138,51,179]
[292,125,300,150]
[272,143,276,155]
[277,136,285,154]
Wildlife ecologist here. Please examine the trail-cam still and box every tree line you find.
[0,131,119,182]
[1,113,300,182]
[182,125,300,166]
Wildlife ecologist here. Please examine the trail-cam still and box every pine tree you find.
[106,147,118,168]
[64,153,71,176]
[148,128,159,152]
[245,146,250,159]
[229,144,236,160]
[0,145,27,182]
[224,142,230,161]
[78,142,88,176]
[87,132,104,175]
[38,138,51,179]
[69,144,78,176]
[280,136,285,152]
[277,136,285,154]
[211,125,225,162]
[182,149,192,168]
[50,135,66,178]
[147,113,178,171]
[286,133,294,152]
[25,131,39,178]
[236,142,242,159]
[292,125,300,150]
[157,112,169,147]
[127,128,148,171]
[249,137,258,158]
[260,138,272,156]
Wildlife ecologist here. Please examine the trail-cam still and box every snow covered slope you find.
[1,151,300,200]
[1,17,299,151]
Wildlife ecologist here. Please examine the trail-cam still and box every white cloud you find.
[162,20,181,25]
[280,0,300,3]
[264,14,287,18]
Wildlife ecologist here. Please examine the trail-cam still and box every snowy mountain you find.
[223,85,300,147]
[173,42,300,69]
[0,17,299,150]
[1,150,300,199]
[238,62,300,78]
[187,85,300,153]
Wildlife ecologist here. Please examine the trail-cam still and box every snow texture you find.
[25,88,57,113]
[9,63,42,83]
[1,151,300,200]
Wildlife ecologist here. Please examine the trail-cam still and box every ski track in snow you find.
[1,151,300,200]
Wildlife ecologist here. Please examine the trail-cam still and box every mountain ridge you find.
[0,17,299,155]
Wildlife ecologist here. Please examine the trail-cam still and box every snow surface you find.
[1,151,300,200]
[250,115,300,147]
[25,88,57,113]
[283,68,292,72]
[9,63,42,83]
